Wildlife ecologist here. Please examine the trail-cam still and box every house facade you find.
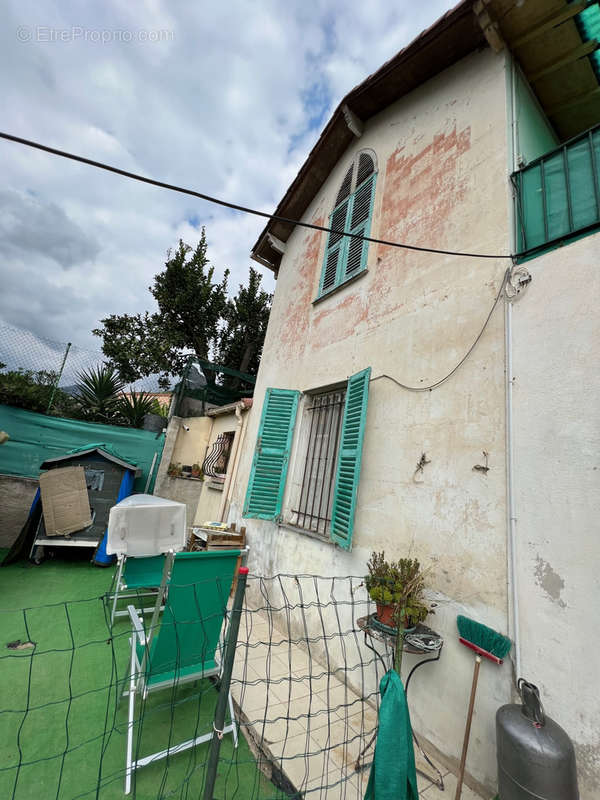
[227,2,600,796]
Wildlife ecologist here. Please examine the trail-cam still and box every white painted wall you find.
[229,48,513,796]
[510,234,600,799]
[193,411,241,524]
[154,415,212,530]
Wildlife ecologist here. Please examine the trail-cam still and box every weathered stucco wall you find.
[193,413,240,524]
[170,416,212,468]
[154,416,212,531]
[230,48,511,795]
[511,233,600,799]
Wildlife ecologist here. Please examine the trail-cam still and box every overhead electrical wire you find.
[0,131,514,261]
[370,267,511,392]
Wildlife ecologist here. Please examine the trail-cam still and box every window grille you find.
[203,431,235,477]
[292,389,346,536]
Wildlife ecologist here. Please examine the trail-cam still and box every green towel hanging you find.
[364,669,419,800]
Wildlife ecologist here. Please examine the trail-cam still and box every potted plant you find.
[167,462,183,478]
[365,551,430,630]
[191,463,202,478]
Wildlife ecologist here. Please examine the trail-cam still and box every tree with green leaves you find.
[75,365,124,422]
[118,391,166,429]
[0,366,78,417]
[93,231,232,389]
[215,267,272,386]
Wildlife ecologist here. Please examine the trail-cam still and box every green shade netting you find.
[63,442,137,465]
[364,670,418,800]
[0,405,164,492]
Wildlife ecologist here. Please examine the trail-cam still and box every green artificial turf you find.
[0,550,283,800]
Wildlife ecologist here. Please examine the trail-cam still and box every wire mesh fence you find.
[0,322,160,393]
[0,572,401,800]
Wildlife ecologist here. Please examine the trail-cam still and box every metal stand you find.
[355,615,445,790]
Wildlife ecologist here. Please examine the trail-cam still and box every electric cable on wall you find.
[0,131,514,261]
[370,267,511,392]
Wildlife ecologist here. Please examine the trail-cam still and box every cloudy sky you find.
[0,0,457,362]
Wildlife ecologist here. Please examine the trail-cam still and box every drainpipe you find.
[505,298,521,683]
[217,402,245,523]
[506,53,522,684]
[510,57,519,172]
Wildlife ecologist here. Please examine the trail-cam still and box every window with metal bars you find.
[291,388,346,537]
[202,431,235,477]
[318,151,377,298]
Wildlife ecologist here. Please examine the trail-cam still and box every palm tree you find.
[75,365,125,422]
[117,391,164,429]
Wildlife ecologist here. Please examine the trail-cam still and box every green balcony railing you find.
[513,123,600,258]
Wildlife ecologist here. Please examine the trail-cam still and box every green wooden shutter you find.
[345,174,376,278]
[330,367,371,550]
[320,199,351,295]
[243,388,299,520]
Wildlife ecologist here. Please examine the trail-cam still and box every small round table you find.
[355,615,445,789]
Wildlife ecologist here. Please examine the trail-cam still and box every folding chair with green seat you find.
[123,549,242,794]
[106,494,187,625]
[110,554,166,625]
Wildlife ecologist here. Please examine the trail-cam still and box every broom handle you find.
[455,655,481,800]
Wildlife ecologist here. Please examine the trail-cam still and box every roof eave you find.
[206,398,253,417]
[40,447,141,475]
[252,0,483,269]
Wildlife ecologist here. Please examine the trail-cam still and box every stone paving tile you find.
[268,731,330,791]
[420,770,487,799]
[236,609,488,800]
[345,766,369,798]
[243,649,292,679]
[268,675,316,704]
[344,706,379,739]
[308,723,362,766]
[231,662,281,714]
[284,692,332,731]
[231,654,260,682]
[245,700,307,746]
[306,770,363,800]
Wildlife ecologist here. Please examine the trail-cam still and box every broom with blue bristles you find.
[454,615,511,800]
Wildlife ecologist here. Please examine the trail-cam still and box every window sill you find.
[515,221,600,263]
[277,520,333,545]
[312,268,368,306]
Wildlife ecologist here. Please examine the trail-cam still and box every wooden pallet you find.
[206,527,246,550]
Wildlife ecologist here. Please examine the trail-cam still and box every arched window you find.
[319,151,377,296]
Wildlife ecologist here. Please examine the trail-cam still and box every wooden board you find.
[206,530,246,550]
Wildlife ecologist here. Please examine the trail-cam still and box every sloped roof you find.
[40,445,141,475]
[251,0,484,271]
[206,398,253,417]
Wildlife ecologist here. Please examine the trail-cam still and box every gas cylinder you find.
[496,679,579,799]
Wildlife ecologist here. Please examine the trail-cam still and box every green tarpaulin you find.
[364,670,418,800]
[0,405,164,492]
